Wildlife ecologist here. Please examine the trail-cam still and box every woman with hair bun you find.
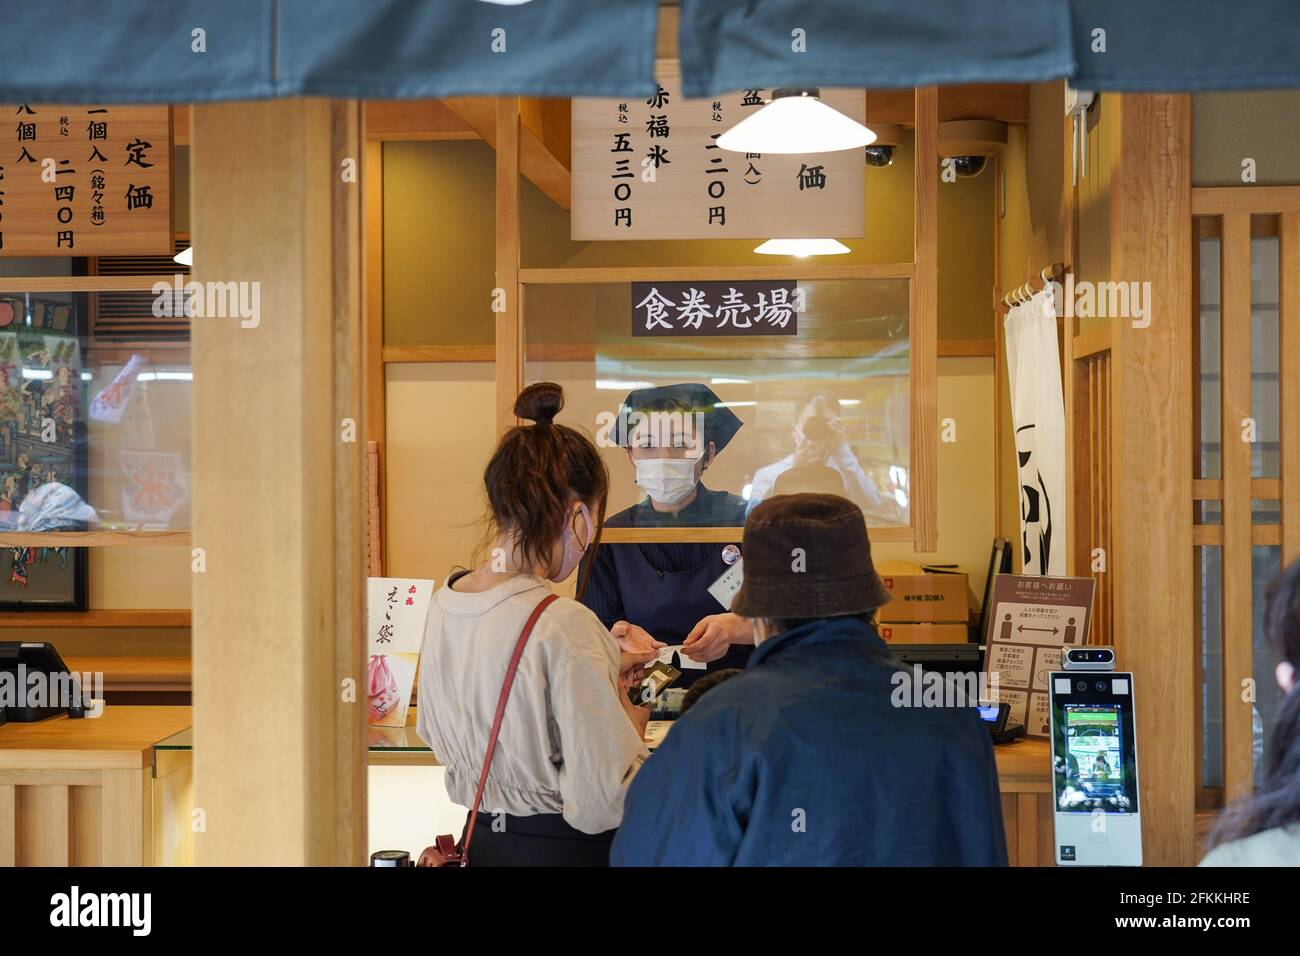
[416,382,653,866]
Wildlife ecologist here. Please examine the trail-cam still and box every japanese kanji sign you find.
[572,63,864,240]
[982,574,1096,739]
[0,103,172,256]
[631,281,800,337]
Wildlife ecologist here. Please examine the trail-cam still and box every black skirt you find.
[461,811,616,867]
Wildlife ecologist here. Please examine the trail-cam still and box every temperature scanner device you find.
[1048,654,1142,866]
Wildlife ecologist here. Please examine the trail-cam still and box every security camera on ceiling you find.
[938,119,1008,179]
[863,123,905,168]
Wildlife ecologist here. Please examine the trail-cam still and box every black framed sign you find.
[631,280,800,337]
[0,291,89,610]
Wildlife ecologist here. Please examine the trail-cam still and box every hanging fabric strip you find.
[0,0,272,104]
[677,0,1075,98]
[1003,289,1068,577]
[279,0,660,100]
[0,0,660,104]
[1069,0,1300,92]
[5,0,1300,104]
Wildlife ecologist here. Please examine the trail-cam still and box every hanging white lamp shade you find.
[718,89,876,154]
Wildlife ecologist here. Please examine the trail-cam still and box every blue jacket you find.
[610,617,1008,866]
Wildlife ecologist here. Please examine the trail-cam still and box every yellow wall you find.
[384,362,497,583]
[872,356,996,600]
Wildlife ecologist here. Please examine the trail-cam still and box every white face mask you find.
[549,502,592,584]
[634,457,699,505]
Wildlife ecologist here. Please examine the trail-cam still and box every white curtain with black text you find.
[1004,288,1067,576]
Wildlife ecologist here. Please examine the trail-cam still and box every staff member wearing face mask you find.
[579,383,756,686]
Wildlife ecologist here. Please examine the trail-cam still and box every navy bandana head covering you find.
[612,383,743,455]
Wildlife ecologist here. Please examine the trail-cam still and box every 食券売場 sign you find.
[631,281,800,337]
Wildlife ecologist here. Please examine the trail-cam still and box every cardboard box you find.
[877,571,969,623]
[878,622,970,644]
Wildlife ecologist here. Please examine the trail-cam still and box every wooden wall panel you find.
[1071,350,1114,648]
[16,784,71,866]
[0,784,13,866]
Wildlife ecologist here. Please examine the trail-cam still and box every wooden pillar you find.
[190,99,367,866]
[363,118,387,574]
[1281,213,1300,567]
[496,97,524,434]
[1220,211,1254,799]
[912,87,939,552]
[1108,94,1195,865]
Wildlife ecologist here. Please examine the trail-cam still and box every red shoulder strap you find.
[460,592,559,860]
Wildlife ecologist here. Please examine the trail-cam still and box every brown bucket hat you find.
[731,493,892,620]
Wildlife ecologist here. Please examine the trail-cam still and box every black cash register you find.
[0,641,83,722]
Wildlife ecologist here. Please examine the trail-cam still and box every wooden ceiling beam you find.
[364,99,476,140]
[865,84,1031,127]
[442,96,571,210]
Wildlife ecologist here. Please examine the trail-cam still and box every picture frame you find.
[0,287,89,611]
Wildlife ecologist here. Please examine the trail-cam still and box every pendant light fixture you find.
[718,89,876,154]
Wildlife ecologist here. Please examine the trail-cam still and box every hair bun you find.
[514,382,564,425]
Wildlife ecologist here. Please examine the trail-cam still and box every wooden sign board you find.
[572,62,865,241]
[0,103,172,256]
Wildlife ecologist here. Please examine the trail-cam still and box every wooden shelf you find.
[519,263,915,284]
[0,531,190,547]
[64,656,191,693]
[0,609,190,628]
[0,275,182,293]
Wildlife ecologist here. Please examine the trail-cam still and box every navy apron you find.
[608,542,752,688]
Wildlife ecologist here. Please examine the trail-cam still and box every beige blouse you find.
[416,573,648,834]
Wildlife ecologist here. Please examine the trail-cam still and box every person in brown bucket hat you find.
[611,493,1007,867]
[730,493,893,626]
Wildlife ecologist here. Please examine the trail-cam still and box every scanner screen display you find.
[1053,703,1137,814]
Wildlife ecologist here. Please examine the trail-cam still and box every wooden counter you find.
[0,706,1054,866]
[0,705,192,866]
[993,738,1054,866]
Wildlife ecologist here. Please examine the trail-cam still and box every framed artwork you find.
[0,291,89,610]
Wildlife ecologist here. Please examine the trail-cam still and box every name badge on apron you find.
[707,557,743,611]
